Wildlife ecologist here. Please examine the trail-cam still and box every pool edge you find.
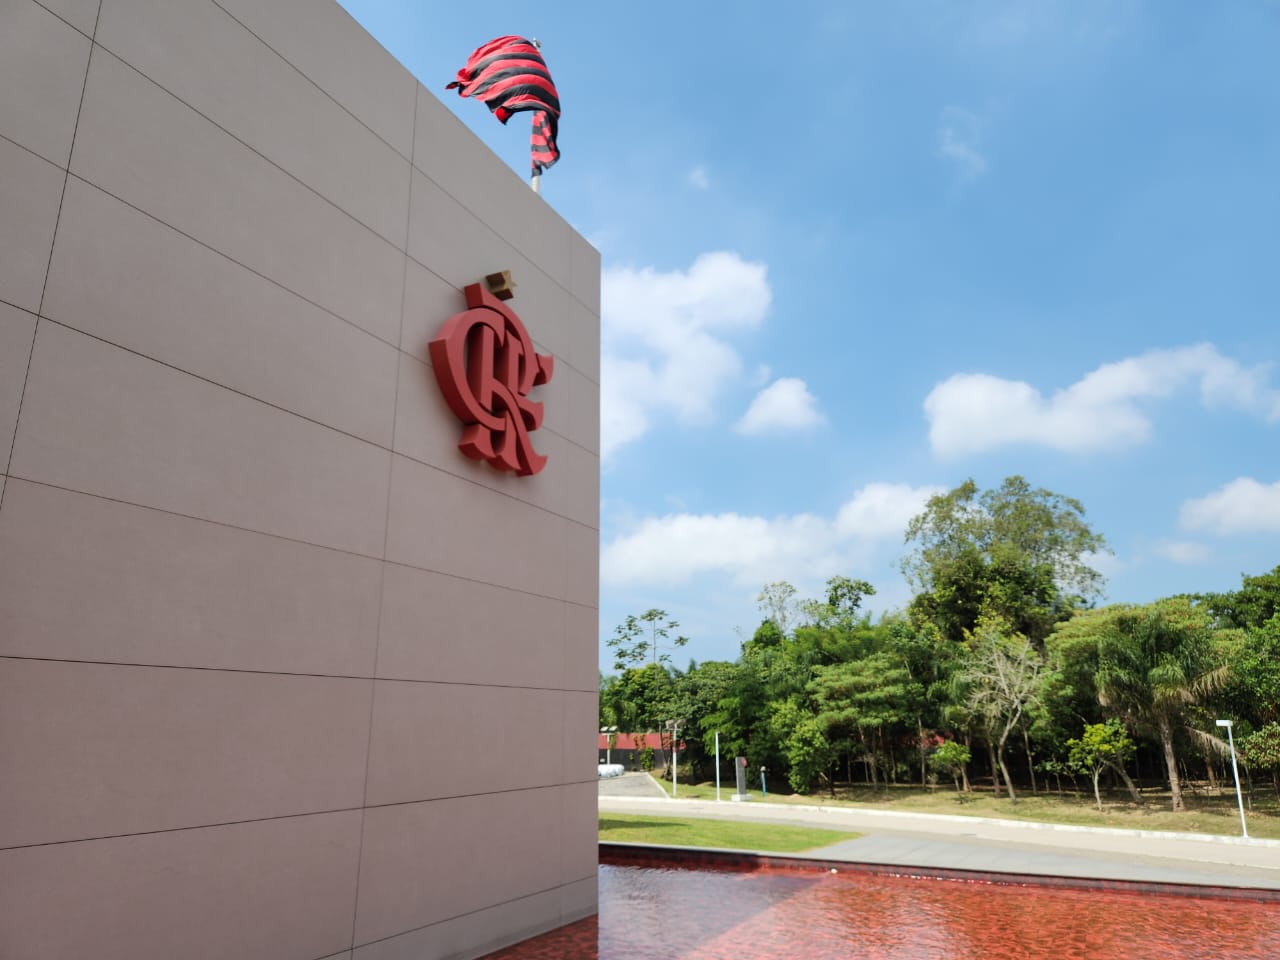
[599,841,1280,903]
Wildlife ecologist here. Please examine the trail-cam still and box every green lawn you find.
[646,777,1280,840]
[599,813,861,852]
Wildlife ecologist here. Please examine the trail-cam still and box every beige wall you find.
[0,2,600,958]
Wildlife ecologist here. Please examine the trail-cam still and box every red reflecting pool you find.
[486,854,1280,960]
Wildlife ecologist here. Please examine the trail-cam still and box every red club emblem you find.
[429,282,554,476]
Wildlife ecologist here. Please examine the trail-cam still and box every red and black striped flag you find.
[446,36,561,177]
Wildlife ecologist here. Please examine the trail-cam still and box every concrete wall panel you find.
[549,438,602,529]
[561,781,599,885]
[0,0,92,166]
[384,454,567,598]
[352,887,563,960]
[569,364,602,456]
[560,876,599,925]
[376,562,564,689]
[0,658,372,847]
[0,810,362,960]
[96,0,412,246]
[0,303,37,467]
[563,690,601,785]
[364,681,565,805]
[70,49,405,344]
[0,479,383,676]
[398,256,458,359]
[565,519,601,609]
[214,0,417,159]
[353,789,561,946]
[412,83,574,292]
[10,322,391,556]
[407,169,513,295]
[0,137,64,314]
[43,178,399,446]
[35,0,99,36]
[568,296,602,383]
[391,349,476,468]
[570,235,602,315]
[564,602,602,693]
[412,85,513,217]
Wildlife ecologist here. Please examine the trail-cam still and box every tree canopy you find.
[599,480,1278,816]
[902,476,1108,645]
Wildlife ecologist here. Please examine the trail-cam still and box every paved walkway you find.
[597,771,669,799]
[598,776,1280,890]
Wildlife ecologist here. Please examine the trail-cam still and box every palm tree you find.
[1093,598,1227,812]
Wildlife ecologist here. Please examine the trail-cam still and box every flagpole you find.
[530,39,543,194]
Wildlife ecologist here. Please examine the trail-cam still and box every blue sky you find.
[339,1,1280,668]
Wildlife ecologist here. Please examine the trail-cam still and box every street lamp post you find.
[1216,719,1248,839]
[666,719,682,797]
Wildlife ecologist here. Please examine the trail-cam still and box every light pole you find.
[601,726,618,765]
[1216,719,1248,839]
[666,719,682,797]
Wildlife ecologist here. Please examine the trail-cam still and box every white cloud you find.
[1151,540,1211,565]
[736,378,824,435]
[835,482,941,540]
[601,252,771,459]
[925,344,1280,458]
[1180,477,1280,535]
[687,165,710,189]
[602,483,943,587]
[939,107,987,179]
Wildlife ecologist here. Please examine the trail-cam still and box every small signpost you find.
[732,756,750,802]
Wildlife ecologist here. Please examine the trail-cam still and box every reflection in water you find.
[485,863,1280,960]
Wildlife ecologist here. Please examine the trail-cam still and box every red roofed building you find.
[598,733,686,769]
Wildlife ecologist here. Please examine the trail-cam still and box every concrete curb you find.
[599,842,1280,901]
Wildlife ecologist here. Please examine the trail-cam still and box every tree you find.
[882,617,958,787]
[757,581,800,638]
[902,476,1109,645]
[930,740,971,794]
[608,609,688,670]
[601,663,675,735]
[1201,567,1280,731]
[768,699,835,794]
[1041,609,1111,737]
[673,660,740,778]
[801,576,877,631]
[1093,598,1228,812]
[1240,723,1280,793]
[955,621,1044,803]
[811,652,922,789]
[1066,720,1140,812]
[1200,565,1280,630]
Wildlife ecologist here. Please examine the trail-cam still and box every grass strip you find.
[646,777,1280,840]
[599,813,861,853]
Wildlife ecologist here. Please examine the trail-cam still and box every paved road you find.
[598,784,1280,890]
[597,771,669,799]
